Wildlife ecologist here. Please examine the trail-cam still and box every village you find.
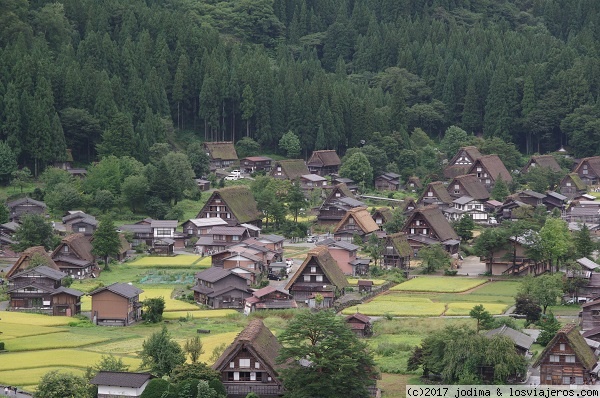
[1,140,600,398]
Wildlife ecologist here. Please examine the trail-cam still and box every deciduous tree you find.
[13,213,58,252]
[91,216,121,269]
[142,297,165,323]
[35,370,92,398]
[140,326,186,377]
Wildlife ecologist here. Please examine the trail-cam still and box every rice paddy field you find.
[126,255,211,268]
[390,276,488,292]
[347,278,387,286]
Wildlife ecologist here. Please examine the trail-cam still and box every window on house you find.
[427,192,433,197]
[410,228,415,234]
[454,185,459,190]
[311,266,317,273]
[415,220,420,226]
[230,362,235,368]
[232,236,240,241]
[566,182,572,187]
[565,355,575,363]
[549,355,560,362]
[226,213,231,219]
[78,227,86,232]
[559,344,565,351]
[304,275,311,282]
[316,275,323,282]
[63,246,69,252]
[422,228,428,235]
[563,377,571,384]
[576,377,584,385]
[336,192,341,197]
[239,359,250,368]
[255,362,260,369]
[485,179,490,184]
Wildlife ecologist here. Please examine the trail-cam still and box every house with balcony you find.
[241,156,272,174]
[285,246,349,308]
[212,319,284,397]
[7,265,83,316]
[196,186,262,228]
[444,196,488,223]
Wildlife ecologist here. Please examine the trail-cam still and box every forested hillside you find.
[2,0,600,173]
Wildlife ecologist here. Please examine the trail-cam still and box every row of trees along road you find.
[3,1,600,178]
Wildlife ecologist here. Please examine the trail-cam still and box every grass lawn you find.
[390,277,488,293]
[127,255,205,267]
[473,281,521,296]
[380,373,418,398]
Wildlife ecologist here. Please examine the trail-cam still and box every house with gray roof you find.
[193,267,250,309]
[90,371,155,398]
[486,325,535,356]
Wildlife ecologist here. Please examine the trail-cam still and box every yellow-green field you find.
[0,349,141,371]
[445,302,508,315]
[347,278,387,286]
[390,277,487,292]
[140,289,201,311]
[4,333,112,351]
[0,367,87,387]
[0,311,74,326]
[127,255,210,268]
[162,309,239,319]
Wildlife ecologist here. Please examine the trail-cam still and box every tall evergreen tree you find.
[92,216,122,269]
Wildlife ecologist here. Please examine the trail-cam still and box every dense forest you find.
[2,0,600,175]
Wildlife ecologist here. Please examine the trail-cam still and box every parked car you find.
[306,236,316,243]
[224,174,239,181]
[566,297,590,304]
[267,273,281,281]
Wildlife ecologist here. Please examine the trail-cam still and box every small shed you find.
[345,313,373,337]
[357,280,374,293]
[195,179,211,191]
[152,238,174,255]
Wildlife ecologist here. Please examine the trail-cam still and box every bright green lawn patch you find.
[390,277,487,293]
[161,309,239,320]
[445,302,508,315]
[140,288,200,312]
[5,332,111,351]
[0,312,74,326]
[0,349,141,371]
[471,281,521,296]
[342,298,445,317]
[127,255,203,267]
[347,278,387,286]
[0,367,86,387]
[0,323,64,340]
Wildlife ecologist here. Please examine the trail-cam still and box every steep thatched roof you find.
[307,150,341,167]
[469,155,512,183]
[201,186,262,224]
[52,233,95,262]
[203,141,238,161]
[372,207,393,224]
[404,205,459,241]
[574,157,600,178]
[212,318,282,381]
[562,173,587,191]
[6,246,59,278]
[385,232,412,258]
[523,155,562,173]
[419,181,453,204]
[270,159,309,180]
[333,207,379,235]
[533,324,597,370]
[285,246,350,290]
[444,146,483,178]
[450,174,490,200]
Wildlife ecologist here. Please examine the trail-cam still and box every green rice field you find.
[390,277,488,292]
[126,255,210,268]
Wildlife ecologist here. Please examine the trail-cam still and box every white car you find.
[231,170,241,176]
[224,174,239,181]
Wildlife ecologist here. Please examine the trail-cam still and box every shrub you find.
[444,269,458,276]
[0,342,4,350]
[375,341,413,356]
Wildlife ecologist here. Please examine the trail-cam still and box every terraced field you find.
[390,276,488,292]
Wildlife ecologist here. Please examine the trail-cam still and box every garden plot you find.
[390,277,487,293]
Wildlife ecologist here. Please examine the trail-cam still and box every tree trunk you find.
[246,119,249,137]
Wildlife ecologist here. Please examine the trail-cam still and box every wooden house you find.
[515,190,546,207]
[485,325,535,356]
[406,176,422,193]
[445,196,488,222]
[7,197,47,222]
[51,233,97,279]
[317,183,365,225]
[381,232,412,269]
[244,286,297,314]
[192,267,250,309]
[316,238,366,276]
[5,246,59,278]
[447,174,489,201]
[565,201,600,224]
[560,173,587,199]
[375,172,402,191]
[195,226,251,256]
[443,146,482,179]
[90,283,143,326]
[544,191,568,212]
[487,232,550,276]
[300,173,328,192]
[118,221,153,247]
[221,252,264,285]
[90,371,155,398]
[345,313,373,338]
[270,159,309,181]
[534,324,598,385]
[402,205,460,255]
[522,155,562,174]
[307,150,341,176]
[331,177,359,193]
[182,218,228,237]
[252,235,284,254]
[372,207,393,230]
[212,319,284,398]
[357,280,373,293]
[581,298,600,331]
[203,141,238,170]
[418,181,453,208]
[241,156,272,174]
[573,156,600,186]
[62,211,98,235]
[196,186,262,227]
[467,154,513,190]
[7,265,83,316]
[333,207,380,242]
[285,246,349,308]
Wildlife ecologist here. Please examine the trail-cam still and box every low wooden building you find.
[560,173,587,199]
[581,298,600,331]
[316,238,365,276]
[317,184,366,225]
[90,283,144,326]
[534,324,598,385]
[182,218,228,237]
[270,159,309,181]
[406,176,422,193]
[244,286,297,314]
[381,232,412,270]
[192,267,250,309]
[485,325,535,356]
[468,154,513,191]
[375,172,402,191]
[522,155,562,174]
[196,186,262,227]
[345,313,373,337]
[402,205,460,255]
[443,146,482,179]
[5,246,60,278]
[195,179,211,191]
[418,181,453,208]
[7,265,83,316]
[357,280,373,293]
[307,150,341,176]
[372,207,393,230]
[51,233,97,279]
[241,156,272,174]
[62,211,98,235]
[573,156,600,186]
[7,197,47,222]
[90,371,155,398]
[212,319,284,397]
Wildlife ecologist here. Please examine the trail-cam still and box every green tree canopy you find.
[91,216,122,269]
[339,151,373,190]
[35,370,92,398]
[13,213,58,252]
[140,326,186,377]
